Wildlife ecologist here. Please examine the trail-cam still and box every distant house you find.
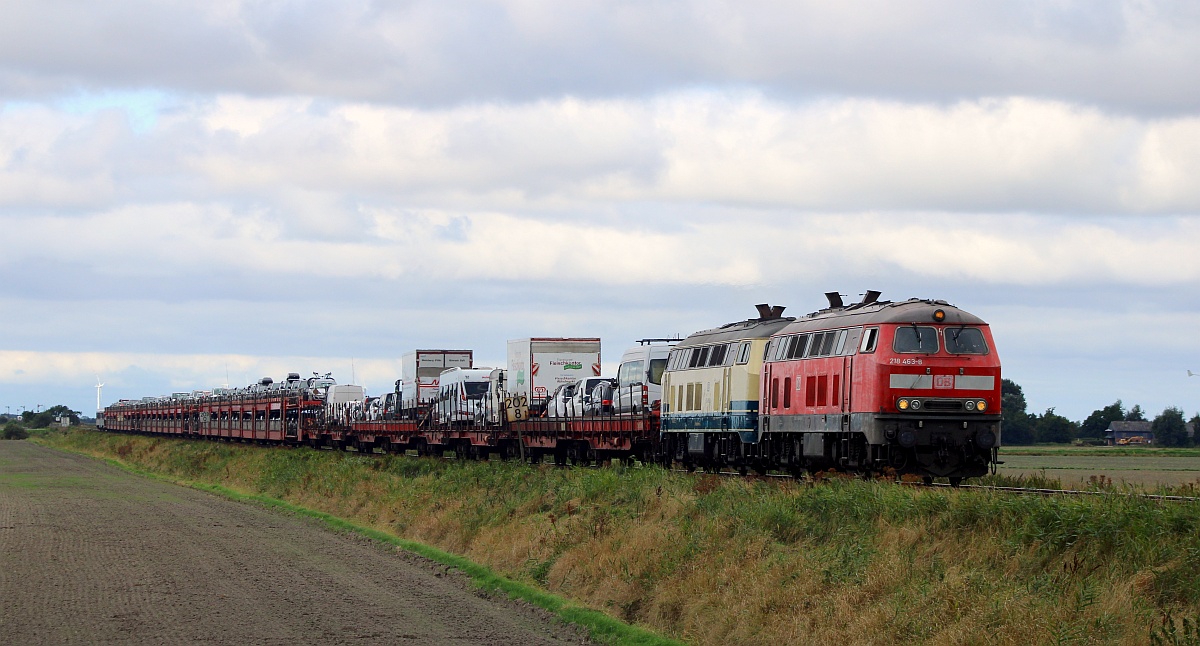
[1105,420,1154,445]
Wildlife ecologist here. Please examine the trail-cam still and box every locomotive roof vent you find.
[841,289,888,312]
[824,292,844,309]
[754,303,787,320]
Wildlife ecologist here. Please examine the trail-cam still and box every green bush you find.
[2,421,29,440]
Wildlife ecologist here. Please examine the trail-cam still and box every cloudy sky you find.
[2,0,1198,423]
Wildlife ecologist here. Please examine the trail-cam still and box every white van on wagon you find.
[433,367,494,424]
[613,339,676,413]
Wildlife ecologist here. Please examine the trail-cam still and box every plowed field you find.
[0,441,587,645]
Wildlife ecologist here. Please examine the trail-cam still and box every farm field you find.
[997,446,1200,489]
[0,440,595,645]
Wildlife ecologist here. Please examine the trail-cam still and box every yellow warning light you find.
[933,309,946,322]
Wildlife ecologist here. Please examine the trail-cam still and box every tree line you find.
[1002,379,1199,447]
[1,405,81,440]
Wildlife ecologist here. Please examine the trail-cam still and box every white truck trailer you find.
[401,349,473,410]
[506,338,602,411]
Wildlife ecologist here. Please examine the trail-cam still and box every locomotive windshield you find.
[893,326,939,353]
[944,327,989,354]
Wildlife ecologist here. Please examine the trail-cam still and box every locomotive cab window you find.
[893,326,939,353]
[860,328,879,353]
[945,327,989,355]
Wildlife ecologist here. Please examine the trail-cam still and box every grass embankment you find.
[40,430,1200,645]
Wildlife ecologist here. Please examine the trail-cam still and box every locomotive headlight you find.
[976,400,988,412]
[910,399,922,411]
[965,400,977,411]
[898,398,910,410]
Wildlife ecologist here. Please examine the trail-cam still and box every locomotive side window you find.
[710,343,729,367]
[804,333,824,358]
[833,330,848,355]
[894,326,940,353]
[945,327,989,355]
[860,328,879,353]
[819,331,836,356]
[840,328,863,355]
[668,349,685,370]
[772,338,789,361]
[789,334,810,359]
[812,331,833,357]
[735,341,752,364]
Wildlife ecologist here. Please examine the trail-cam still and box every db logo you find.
[934,375,953,389]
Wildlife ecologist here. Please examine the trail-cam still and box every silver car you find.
[547,377,612,417]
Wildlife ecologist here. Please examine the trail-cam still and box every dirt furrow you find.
[0,441,588,645]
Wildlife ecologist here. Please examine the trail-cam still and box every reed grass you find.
[41,429,1200,645]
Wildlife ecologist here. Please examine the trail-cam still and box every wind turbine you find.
[95,376,105,414]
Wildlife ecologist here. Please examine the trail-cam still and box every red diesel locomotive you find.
[757,292,1001,482]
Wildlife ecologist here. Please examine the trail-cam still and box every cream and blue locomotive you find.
[659,304,794,470]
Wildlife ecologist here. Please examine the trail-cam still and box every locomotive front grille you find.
[922,399,964,412]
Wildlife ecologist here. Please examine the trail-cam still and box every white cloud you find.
[4,203,1198,291]
[7,93,1200,215]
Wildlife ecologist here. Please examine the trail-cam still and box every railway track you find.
[670,466,1200,502]
[926,481,1200,502]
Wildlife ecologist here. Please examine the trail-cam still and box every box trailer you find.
[506,338,602,410]
[401,349,473,409]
